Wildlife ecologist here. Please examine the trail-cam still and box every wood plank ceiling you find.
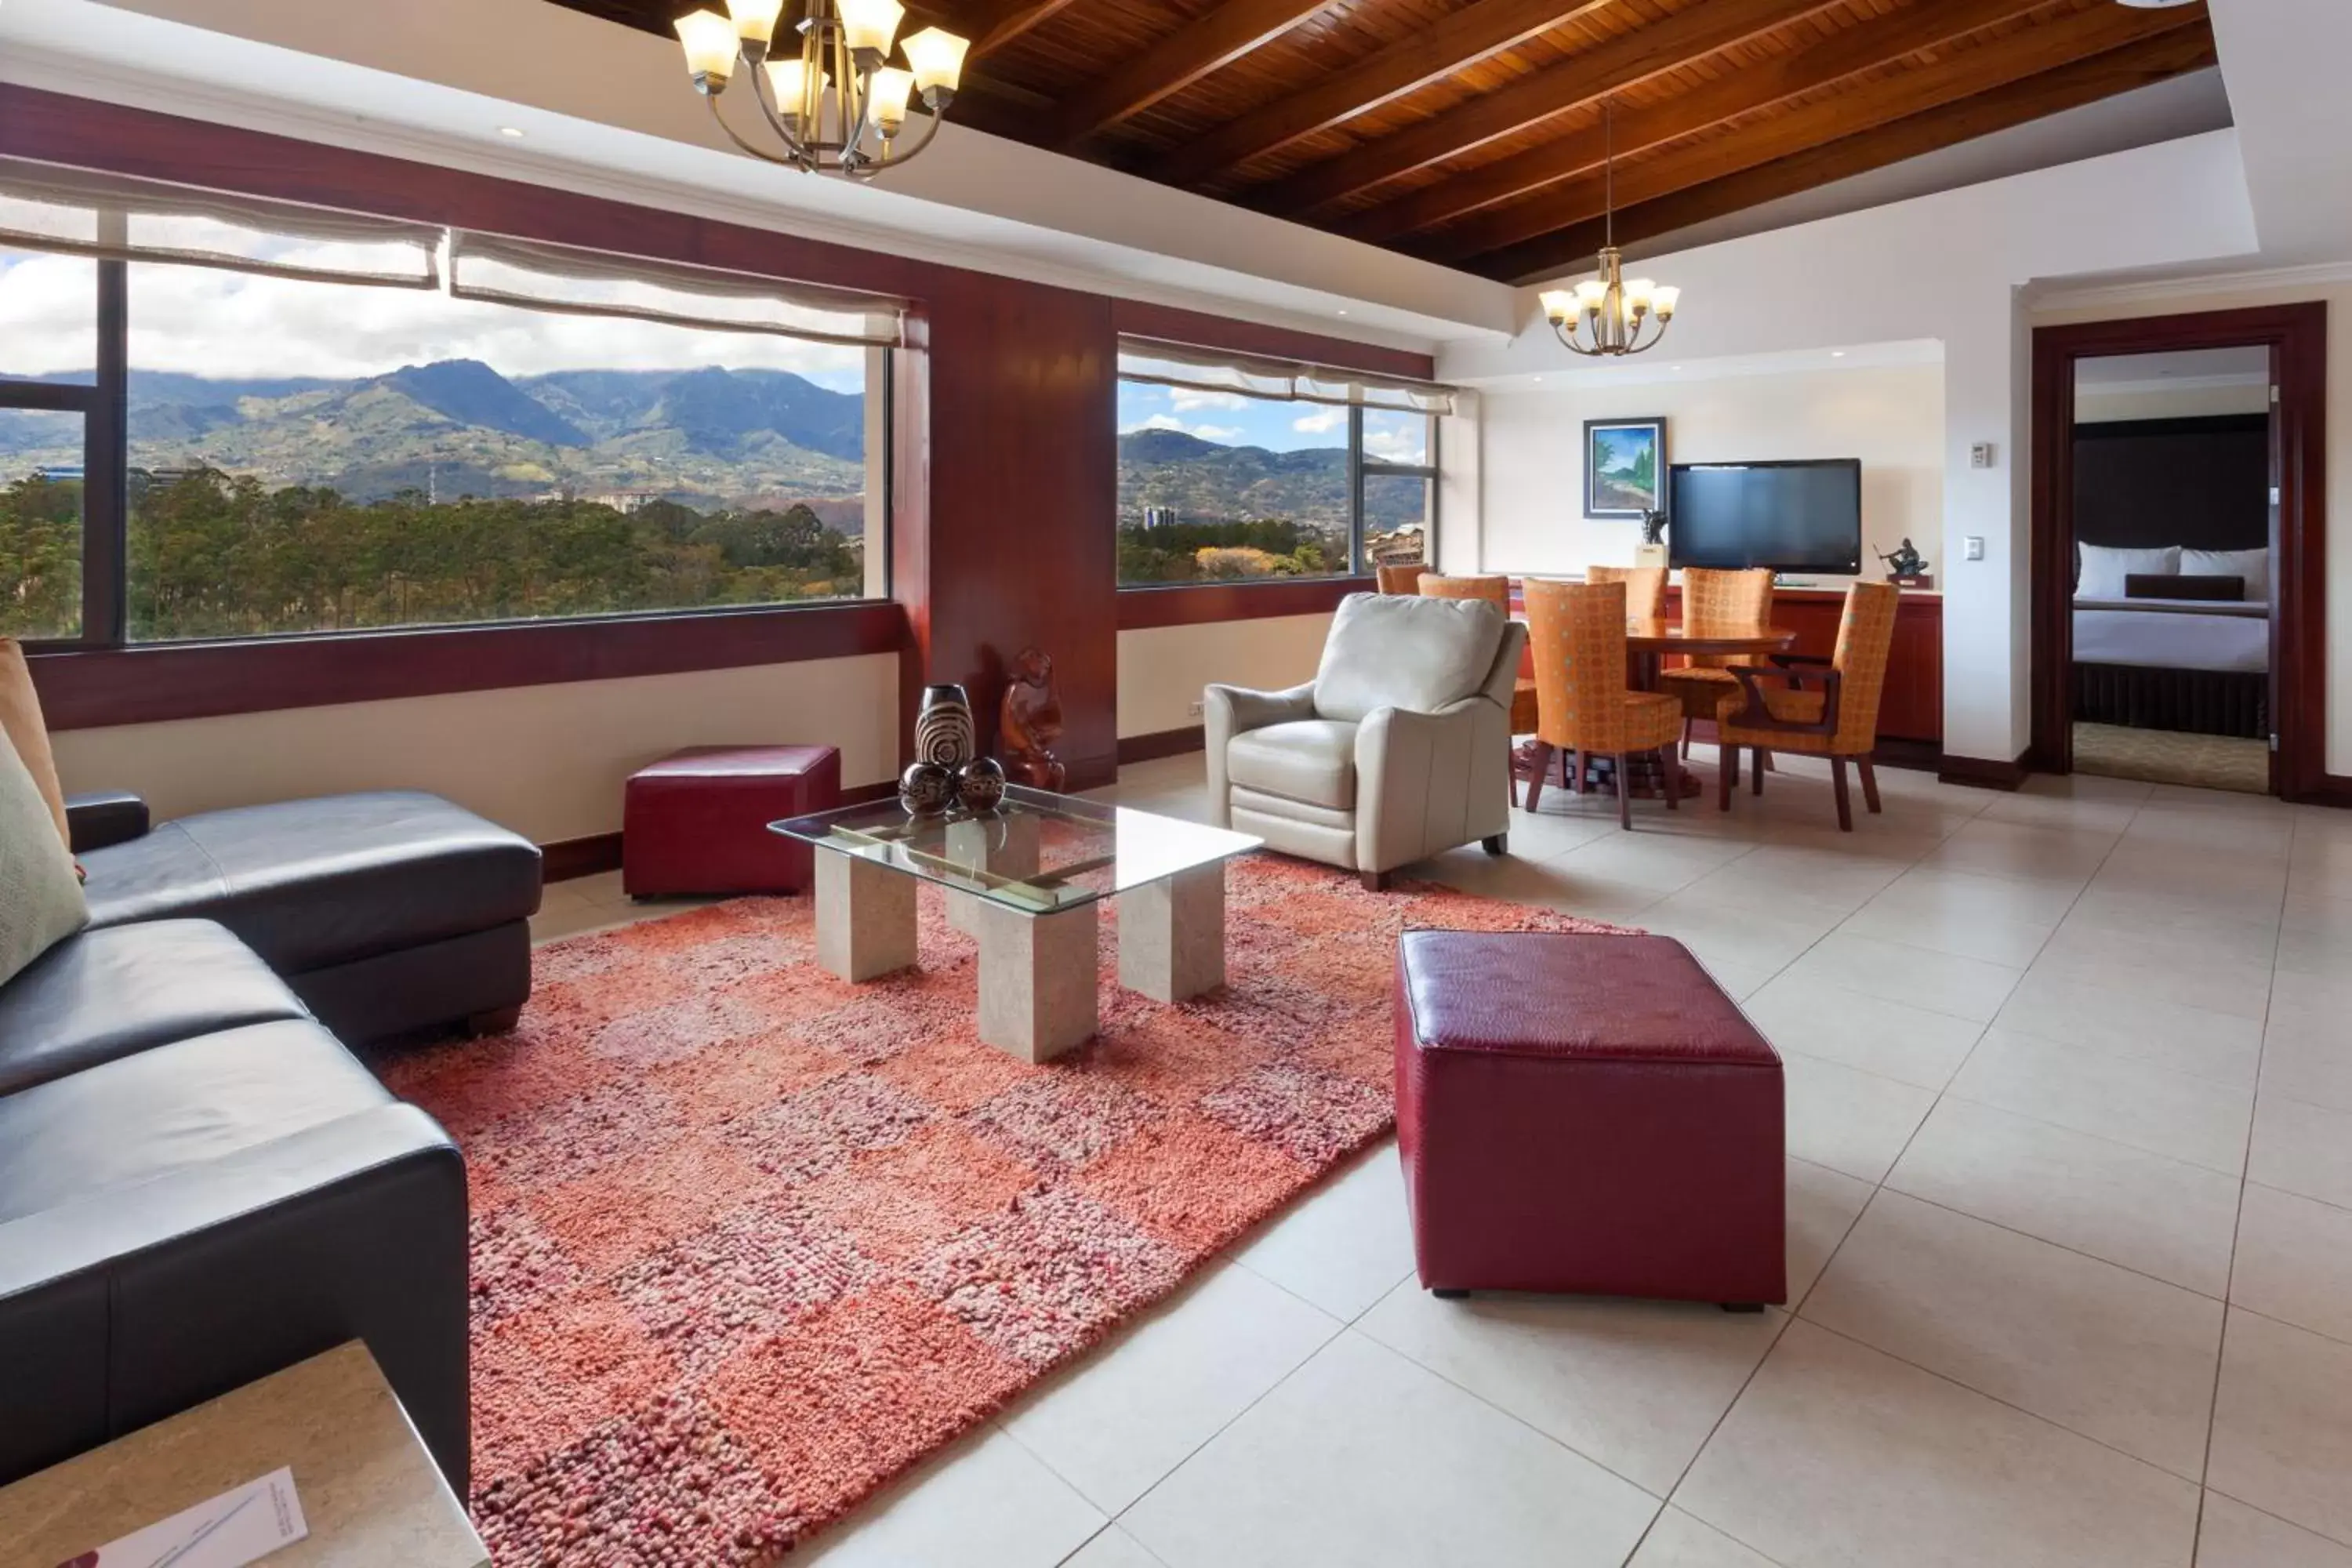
[547,0,2219,282]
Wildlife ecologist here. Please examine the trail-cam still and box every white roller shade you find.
[0,157,441,288]
[449,232,905,348]
[1117,334,1455,414]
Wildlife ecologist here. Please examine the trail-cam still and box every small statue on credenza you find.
[1878,538,1932,588]
[1000,646,1067,792]
[1639,509,1669,548]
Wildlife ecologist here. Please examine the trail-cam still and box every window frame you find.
[4,249,895,655]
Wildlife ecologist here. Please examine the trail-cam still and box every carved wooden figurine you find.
[1000,647,1067,792]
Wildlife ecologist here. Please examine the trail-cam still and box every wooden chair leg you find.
[1681,716,1695,759]
[1718,746,1733,811]
[1857,757,1883,814]
[1752,749,1768,795]
[1831,757,1854,831]
[1566,748,1583,794]
[1662,746,1680,809]
[1615,752,1633,830]
[1523,741,1552,815]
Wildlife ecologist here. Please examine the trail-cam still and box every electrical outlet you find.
[1963,535,1986,562]
[1187,700,1204,718]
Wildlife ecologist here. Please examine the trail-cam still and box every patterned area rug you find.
[2073,721,2270,795]
[383,855,1621,1565]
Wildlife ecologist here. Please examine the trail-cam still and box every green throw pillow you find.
[0,723,86,987]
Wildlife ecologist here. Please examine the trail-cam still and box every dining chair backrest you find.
[1828,581,1903,753]
[1524,578,1632,751]
[1586,564,1667,619]
[1375,562,1432,596]
[1680,568,1776,670]
[1417,572,1511,612]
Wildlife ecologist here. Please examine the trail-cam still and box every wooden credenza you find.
[1670,585,1945,746]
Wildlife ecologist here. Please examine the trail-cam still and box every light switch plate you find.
[1963,535,1986,562]
[1970,442,1995,469]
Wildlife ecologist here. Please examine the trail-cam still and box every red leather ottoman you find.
[622,745,841,897]
[1394,929,1785,1308]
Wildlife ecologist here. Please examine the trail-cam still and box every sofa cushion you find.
[81,790,541,975]
[1313,592,1505,724]
[0,921,310,1097]
[0,724,85,993]
[0,1018,391,1225]
[1225,719,1359,811]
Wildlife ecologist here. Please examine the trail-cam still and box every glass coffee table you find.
[771,785,1261,1063]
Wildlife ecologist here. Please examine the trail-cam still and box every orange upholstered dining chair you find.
[1657,568,1776,757]
[1522,579,1684,830]
[1716,581,1901,831]
[1376,561,1432,595]
[1584,563,1667,620]
[1421,574,1538,738]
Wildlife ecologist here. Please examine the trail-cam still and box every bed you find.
[2071,415,2273,740]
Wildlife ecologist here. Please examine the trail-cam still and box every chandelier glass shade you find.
[1537,100,1679,358]
[674,0,969,181]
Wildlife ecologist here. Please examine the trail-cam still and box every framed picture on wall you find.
[1584,416,1668,519]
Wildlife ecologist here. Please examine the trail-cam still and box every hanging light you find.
[1540,100,1679,357]
[673,0,968,181]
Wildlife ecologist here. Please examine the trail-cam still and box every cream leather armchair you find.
[1205,592,1526,889]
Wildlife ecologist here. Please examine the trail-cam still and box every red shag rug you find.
[383,855,1622,1565]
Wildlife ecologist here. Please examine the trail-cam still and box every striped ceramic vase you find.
[914,684,976,769]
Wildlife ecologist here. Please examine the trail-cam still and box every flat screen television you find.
[1667,459,1863,574]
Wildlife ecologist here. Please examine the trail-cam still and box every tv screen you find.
[1668,459,1863,574]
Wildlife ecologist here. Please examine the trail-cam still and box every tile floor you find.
[532,750,2352,1568]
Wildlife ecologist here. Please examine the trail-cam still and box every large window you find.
[0,166,895,647]
[1114,340,1446,587]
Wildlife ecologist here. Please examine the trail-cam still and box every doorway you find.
[2029,304,2329,801]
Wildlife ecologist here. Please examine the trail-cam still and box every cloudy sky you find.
[1116,378,1428,461]
[0,249,869,390]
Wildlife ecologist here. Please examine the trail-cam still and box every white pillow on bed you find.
[2077,543,2178,600]
[2181,546,2269,602]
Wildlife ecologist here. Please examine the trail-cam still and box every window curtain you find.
[0,157,442,288]
[1116,335,1457,415]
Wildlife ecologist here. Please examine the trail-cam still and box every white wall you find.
[2038,274,2352,776]
[2074,383,2273,422]
[1116,615,1332,739]
[1443,129,2262,764]
[1478,362,1944,583]
[50,654,898,843]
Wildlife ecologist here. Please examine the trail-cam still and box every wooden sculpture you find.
[1000,646,1067,791]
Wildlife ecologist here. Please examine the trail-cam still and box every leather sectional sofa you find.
[0,788,543,1495]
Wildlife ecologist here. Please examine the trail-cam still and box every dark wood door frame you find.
[2029,303,2329,800]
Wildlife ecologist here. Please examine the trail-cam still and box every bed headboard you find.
[2071,414,2270,552]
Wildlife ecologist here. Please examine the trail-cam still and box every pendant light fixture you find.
[1538,99,1679,357]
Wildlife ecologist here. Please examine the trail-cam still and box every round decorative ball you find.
[898,760,955,817]
[956,756,1007,813]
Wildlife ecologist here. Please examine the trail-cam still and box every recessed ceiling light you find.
[1831,350,1846,358]
[1336,308,1348,316]
[1530,376,1543,383]
[498,125,527,138]
[1670,365,1682,372]
[2115,0,2198,9]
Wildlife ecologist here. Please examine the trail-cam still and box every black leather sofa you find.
[0,789,543,1496]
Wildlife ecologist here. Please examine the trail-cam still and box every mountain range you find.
[1116,426,1421,531]
[0,360,869,517]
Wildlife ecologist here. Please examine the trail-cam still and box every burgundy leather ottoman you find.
[622,745,841,897]
[1394,929,1786,1308]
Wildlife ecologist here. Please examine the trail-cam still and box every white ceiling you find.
[2206,0,2352,266]
[2076,346,2270,390]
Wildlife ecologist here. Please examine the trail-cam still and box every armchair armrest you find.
[64,790,150,854]
[1203,681,1317,829]
[1726,663,1843,739]
[1356,695,1509,875]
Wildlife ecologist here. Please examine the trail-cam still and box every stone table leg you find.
[815,850,917,982]
[1119,862,1227,1004]
[973,899,1100,1063]
[946,812,1042,937]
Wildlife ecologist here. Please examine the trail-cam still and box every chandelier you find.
[673,0,971,181]
[1538,100,1679,357]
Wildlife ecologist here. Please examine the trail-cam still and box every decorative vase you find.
[956,756,1007,813]
[898,760,955,817]
[914,684,976,770]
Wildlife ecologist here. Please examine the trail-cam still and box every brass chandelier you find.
[673,0,970,181]
[1539,100,1679,357]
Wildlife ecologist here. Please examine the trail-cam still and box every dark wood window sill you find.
[1116,577,1374,630]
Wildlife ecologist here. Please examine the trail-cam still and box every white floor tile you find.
[2209,1308,2352,1548]
[1992,971,2265,1090]
[1231,1141,1417,1322]
[2029,924,2276,1022]
[1358,1283,1788,1495]
[1059,1526,1169,1568]
[1799,1191,2223,1479]
[1121,1332,1658,1568]
[2262,1014,2352,1116]
[1785,1157,1873,1305]
[1627,1508,1780,1568]
[1743,972,1985,1091]
[1947,1029,2253,1176]
[2196,1493,2352,1568]
[1675,1320,2199,1568]
[1887,1097,2241,1296]
[1775,931,2023,1025]
[2230,1185,2352,1346]
[801,1428,1106,1568]
[1779,1049,1937,1185]
[1000,1264,1338,1514]
[2249,1094,2352,1211]
[1846,865,2077,961]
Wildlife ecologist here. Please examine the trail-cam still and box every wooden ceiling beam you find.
[1464,25,2220,283]
[1428,2,2208,265]
[1250,0,1840,220]
[965,0,1088,59]
[1342,0,2055,246]
[1045,0,1338,148]
[1148,0,1615,191]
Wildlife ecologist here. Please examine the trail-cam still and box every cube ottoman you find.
[623,744,843,898]
[1393,929,1786,1307]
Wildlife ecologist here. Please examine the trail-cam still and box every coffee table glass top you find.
[771,785,1261,913]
